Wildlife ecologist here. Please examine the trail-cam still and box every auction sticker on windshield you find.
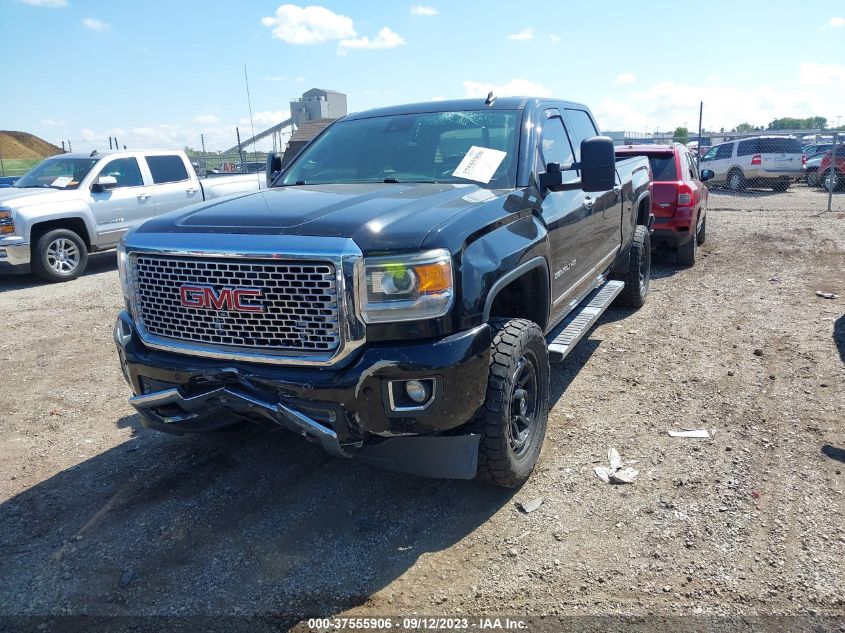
[452,146,507,184]
[50,176,73,188]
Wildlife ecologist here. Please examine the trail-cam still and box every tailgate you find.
[651,182,677,217]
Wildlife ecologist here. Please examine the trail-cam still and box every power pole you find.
[697,101,704,161]
[201,133,206,154]
[61,141,66,153]
[68,140,72,152]
[114,137,119,150]
[236,127,244,171]
[109,136,113,150]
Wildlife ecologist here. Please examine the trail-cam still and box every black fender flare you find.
[481,256,550,323]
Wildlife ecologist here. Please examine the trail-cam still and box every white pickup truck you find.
[0,149,264,281]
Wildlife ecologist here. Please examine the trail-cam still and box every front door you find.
[89,156,155,247]
[537,109,595,309]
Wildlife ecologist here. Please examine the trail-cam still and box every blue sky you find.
[3,0,844,152]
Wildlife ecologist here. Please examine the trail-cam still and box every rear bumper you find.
[114,310,491,475]
[0,240,30,274]
[651,207,698,247]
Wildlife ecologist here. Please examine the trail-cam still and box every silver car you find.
[699,136,803,192]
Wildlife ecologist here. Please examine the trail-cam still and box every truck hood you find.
[0,187,83,209]
[136,183,509,252]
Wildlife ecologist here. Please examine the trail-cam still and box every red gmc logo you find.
[179,285,264,313]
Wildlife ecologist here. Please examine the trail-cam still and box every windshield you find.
[281,110,521,188]
[14,157,99,190]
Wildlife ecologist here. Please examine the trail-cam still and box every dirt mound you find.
[0,131,62,159]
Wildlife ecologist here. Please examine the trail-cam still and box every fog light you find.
[405,380,428,403]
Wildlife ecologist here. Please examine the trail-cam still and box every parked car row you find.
[803,143,844,190]
[698,136,803,192]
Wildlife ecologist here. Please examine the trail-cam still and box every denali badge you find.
[179,285,264,313]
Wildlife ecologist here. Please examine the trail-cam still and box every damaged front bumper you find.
[114,310,490,479]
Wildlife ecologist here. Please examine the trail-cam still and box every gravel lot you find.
[0,187,843,630]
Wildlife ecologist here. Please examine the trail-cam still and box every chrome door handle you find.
[582,197,594,211]
[137,193,151,200]
[613,185,622,196]
[186,187,198,194]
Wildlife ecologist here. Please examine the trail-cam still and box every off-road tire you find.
[696,216,707,246]
[470,318,549,488]
[613,224,650,308]
[31,228,89,283]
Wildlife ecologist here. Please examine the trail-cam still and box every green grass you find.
[0,158,41,177]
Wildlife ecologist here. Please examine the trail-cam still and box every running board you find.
[547,280,624,362]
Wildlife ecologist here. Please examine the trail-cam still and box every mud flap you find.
[356,434,480,480]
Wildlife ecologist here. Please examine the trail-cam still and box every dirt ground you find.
[0,187,843,631]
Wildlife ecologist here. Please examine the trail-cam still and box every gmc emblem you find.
[179,284,264,313]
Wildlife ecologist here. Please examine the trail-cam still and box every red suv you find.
[616,143,711,266]
[818,148,844,191]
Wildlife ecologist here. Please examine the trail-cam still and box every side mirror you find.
[266,152,282,187]
[579,136,616,192]
[91,175,118,192]
[538,162,564,192]
[700,169,714,182]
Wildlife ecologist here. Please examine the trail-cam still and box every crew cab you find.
[114,97,652,487]
[615,143,711,266]
[0,150,264,282]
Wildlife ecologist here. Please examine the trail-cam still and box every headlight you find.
[0,208,14,235]
[116,240,131,299]
[359,249,454,323]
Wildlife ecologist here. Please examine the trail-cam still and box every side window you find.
[146,155,189,184]
[538,114,574,167]
[715,144,734,160]
[685,151,698,179]
[562,109,599,161]
[737,139,757,156]
[98,157,144,187]
[702,146,718,161]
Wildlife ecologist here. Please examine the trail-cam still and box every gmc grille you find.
[132,254,341,353]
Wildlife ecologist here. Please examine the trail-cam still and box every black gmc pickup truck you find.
[114,97,652,487]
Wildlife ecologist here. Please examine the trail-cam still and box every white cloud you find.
[830,16,845,27]
[20,0,67,7]
[549,34,560,42]
[463,78,551,98]
[410,4,438,16]
[261,4,355,44]
[338,27,405,52]
[799,62,845,86]
[431,96,446,101]
[239,110,291,127]
[82,17,110,32]
[615,72,637,85]
[41,118,67,126]
[294,76,305,82]
[265,75,286,82]
[507,28,533,41]
[593,67,845,133]
[193,114,220,125]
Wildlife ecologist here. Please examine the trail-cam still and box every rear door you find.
[758,137,802,177]
[144,154,201,214]
[645,151,679,218]
[89,156,154,247]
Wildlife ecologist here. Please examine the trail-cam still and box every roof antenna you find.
[485,91,496,106]
[90,150,98,157]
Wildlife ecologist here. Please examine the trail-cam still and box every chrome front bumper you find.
[0,239,30,266]
[129,386,352,458]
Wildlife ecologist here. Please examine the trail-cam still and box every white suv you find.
[699,136,803,192]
